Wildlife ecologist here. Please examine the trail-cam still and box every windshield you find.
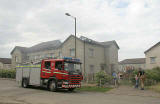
[64,62,81,72]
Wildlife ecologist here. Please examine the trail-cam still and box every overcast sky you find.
[0,0,160,61]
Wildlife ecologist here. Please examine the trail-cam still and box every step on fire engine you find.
[16,57,83,91]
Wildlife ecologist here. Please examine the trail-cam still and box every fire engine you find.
[16,57,83,91]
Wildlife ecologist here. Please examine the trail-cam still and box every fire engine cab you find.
[16,57,83,91]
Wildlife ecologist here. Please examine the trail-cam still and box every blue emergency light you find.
[63,57,80,62]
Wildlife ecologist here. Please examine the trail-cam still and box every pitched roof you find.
[11,40,61,54]
[59,35,104,47]
[79,35,119,49]
[144,42,160,54]
[100,40,120,49]
[11,35,119,54]
[28,40,61,53]
[120,58,145,64]
[0,58,11,64]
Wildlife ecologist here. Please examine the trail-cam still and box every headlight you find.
[63,82,69,84]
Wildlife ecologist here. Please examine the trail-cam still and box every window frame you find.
[44,61,51,70]
[150,57,156,64]
[70,48,75,57]
[89,48,94,57]
[55,61,63,70]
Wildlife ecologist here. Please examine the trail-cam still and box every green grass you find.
[148,83,160,93]
[76,86,112,92]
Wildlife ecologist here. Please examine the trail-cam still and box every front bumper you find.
[62,84,81,88]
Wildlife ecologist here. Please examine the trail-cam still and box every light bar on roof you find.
[63,57,80,62]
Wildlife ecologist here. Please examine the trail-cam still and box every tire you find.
[68,88,75,92]
[22,79,28,88]
[49,80,57,92]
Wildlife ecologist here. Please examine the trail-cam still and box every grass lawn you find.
[76,86,112,92]
[149,83,160,93]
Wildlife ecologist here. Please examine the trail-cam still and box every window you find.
[44,61,51,70]
[90,65,94,74]
[59,51,62,57]
[15,56,18,62]
[89,65,94,81]
[70,48,75,56]
[150,57,156,64]
[27,56,29,60]
[35,56,37,60]
[100,64,105,70]
[89,48,94,57]
[55,61,63,70]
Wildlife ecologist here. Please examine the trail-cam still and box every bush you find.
[145,67,160,85]
[95,70,112,86]
[0,69,16,79]
[146,67,160,82]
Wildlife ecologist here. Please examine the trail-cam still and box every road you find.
[0,79,160,104]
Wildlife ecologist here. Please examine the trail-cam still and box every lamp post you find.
[65,13,77,58]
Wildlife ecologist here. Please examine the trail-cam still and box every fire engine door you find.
[54,61,64,79]
[43,61,52,78]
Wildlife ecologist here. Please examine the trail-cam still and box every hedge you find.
[0,69,16,79]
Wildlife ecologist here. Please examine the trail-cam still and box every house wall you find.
[3,64,12,70]
[105,44,119,74]
[0,62,11,70]
[27,49,59,62]
[145,44,160,69]
[0,62,3,69]
[83,42,105,80]
[11,48,23,69]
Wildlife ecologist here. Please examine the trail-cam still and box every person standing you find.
[138,69,145,90]
[117,72,121,85]
[135,74,139,88]
[112,71,117,88]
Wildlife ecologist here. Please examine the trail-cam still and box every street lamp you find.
[65,13,77,58]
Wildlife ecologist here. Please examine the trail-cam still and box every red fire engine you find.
[16,57,83,91]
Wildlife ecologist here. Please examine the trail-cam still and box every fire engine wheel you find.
[68,88,75,92]
[49,80,57,92]
[22,79,28,88]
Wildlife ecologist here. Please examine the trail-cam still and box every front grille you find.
[69,75,82,84]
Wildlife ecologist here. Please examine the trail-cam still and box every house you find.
[0,58,12,70]
[11,35,119,81]
[119,58,146,72]
[144,42,160,69]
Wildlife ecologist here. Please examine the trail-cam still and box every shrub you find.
[145,67,160,85]
[95,70,112,86]
[0,69,16,79]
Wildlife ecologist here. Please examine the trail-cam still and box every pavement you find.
[0,79,160,104]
